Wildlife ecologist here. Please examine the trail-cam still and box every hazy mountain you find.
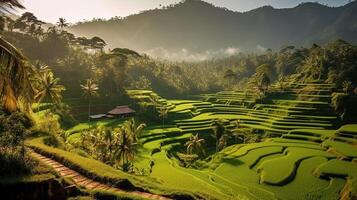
[69,0,357,60]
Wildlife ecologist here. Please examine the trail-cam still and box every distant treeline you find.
[2,12,357,100]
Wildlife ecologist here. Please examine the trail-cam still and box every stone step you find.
[29,150,171,200]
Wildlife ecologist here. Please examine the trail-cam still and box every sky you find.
[19,0,351,23]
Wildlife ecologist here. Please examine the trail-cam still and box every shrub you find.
[331,92,348,120]
[0,110,33,154]
[0,151,36,177]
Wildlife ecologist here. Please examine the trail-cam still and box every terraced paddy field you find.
[31,83,357,199]
[127,124,357,200]
[124,83,357,199]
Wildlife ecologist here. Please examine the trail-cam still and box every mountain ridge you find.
[69,0,357,60]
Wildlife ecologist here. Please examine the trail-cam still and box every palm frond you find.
[0,36,36,112]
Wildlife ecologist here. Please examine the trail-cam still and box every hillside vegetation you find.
[1,2,357,200]
[70,0,357,55]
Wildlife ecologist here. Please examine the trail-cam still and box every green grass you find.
[26,137,134,180]
[337,124,357,133]
[257,147,335,185]
[323,140,357,158]
[27,85,357,200]
[314,159,357,194]
[25,137,226,199]
[65,118,126,135]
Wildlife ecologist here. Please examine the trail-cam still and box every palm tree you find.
[101,128,115,161]
[80,79,99,124]
[230,119,254,144]
[185,134,205,156]
[0,37,37,112]
[158,106,169,128]
[0,1,37,112]
[217,134,230,152]
[113,127,137,171]
[211,119,227,152]
[123,118,146,143]
[34,66,65,106]
[56,18,69,32]
[342,81,353,94]
[231,127,253,144]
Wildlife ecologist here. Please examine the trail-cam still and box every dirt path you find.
[29,150,171,200]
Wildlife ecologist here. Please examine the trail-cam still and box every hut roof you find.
[107,106,136,115]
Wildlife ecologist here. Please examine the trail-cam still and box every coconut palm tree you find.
[185,134,205,156]
[211,119,227,152]
[56,18,69,32]
[231,127,253,144]
[217,134,230,152]
[230,119,253,144]
[342,81,353,94]
[99,128,115,162]
[80,79,99,124]
[0,1,37,112]
[113,127,137,171]
[123,118,146,143]
[158,106,169,128]
[0,37,37,112]
[34,66,65,106]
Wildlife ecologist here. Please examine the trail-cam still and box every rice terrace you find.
[1,0,357,200]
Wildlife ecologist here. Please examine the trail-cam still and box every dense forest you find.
[4,12,357,97]
[2,11,357,124]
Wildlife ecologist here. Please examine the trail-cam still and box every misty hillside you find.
[69,0,357,58]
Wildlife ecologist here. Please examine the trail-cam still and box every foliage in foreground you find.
[0,109,34,176]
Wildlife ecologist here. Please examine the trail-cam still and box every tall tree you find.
[80,79,99,124]
[185,134,205,156]
[342,81,353,94]
[0,37,36,112]
[34,67,65,105]
[90,36,106,51]
[99,48,142,96]
[57,18,69,32]
[230,120,253,144]
[0,0,37,112]
[158,106,169,128]
[217,134,230,152]
[113,127,137,171]
[211,119,227,152]
[123,118,146,143]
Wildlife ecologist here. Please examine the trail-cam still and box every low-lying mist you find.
[144,45,269,61]
[145,47,241,61]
